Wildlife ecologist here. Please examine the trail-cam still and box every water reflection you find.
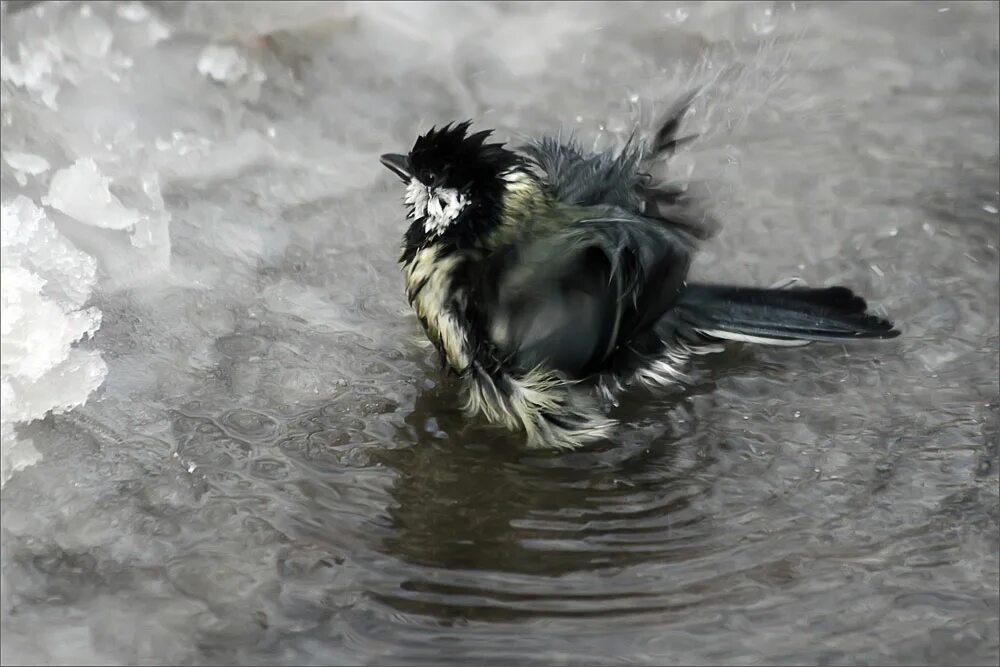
[366,376,725,620]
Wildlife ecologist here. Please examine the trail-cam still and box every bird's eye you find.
[427,166,450,188]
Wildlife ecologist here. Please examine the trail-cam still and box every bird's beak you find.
[379,153,411,182]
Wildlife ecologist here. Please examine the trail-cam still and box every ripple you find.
[165,554,258,604]
[249,457,292,480]
[215,334,267,358]
[2,3,997,666]
[220,408,281,442]
[120,436,175,467]
[178,435,254,468]
[242,517,289,546]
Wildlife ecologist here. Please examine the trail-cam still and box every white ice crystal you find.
[0,197,107,487]
[196,44,250,84]
[2,151,51,186]
[44,158,142,230]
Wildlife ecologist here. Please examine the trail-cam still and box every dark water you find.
[1,2,998,665]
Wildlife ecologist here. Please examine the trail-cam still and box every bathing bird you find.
[380,93,899,449]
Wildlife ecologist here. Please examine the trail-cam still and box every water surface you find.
[1,2,998,664]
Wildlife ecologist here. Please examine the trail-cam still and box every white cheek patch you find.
[404,179,469,237]
[404,179,429,219]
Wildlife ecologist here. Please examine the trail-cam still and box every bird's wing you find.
[478,215,692,380]
[518,89,716,241]
[519,135,647,210]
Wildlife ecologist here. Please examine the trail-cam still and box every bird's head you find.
[381,122,525,246]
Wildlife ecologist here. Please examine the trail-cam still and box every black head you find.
[381,122,524,248]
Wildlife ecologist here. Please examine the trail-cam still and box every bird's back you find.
[472,213,692,382]
[463,123,713,381]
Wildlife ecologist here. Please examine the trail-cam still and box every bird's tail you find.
[674,283,900,345]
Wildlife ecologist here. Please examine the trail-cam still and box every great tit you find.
[380,93,900,450]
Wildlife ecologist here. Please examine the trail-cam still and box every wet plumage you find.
[380,94,900,449]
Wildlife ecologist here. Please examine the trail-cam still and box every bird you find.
[379,92,900,450]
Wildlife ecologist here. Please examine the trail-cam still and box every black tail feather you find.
[676,283,900,344]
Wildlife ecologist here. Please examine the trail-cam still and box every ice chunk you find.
[2,151,51,175]
[176,1,356,40]
[0,39,64,109]
[66,5,113,59]
[1,266,100,381]
[41,160,173,287]
[145,16,172,46]
[0,419,42,489]
[130,172,170,251]
[1,197,107,487]
[44,158,142,230]
[116,1,171,44]
[0,1,153,112]
[3,348,107,424]
[2,151,50,186]
[116,2,151,23]
[196,45,250,84]
[0,195,96,308]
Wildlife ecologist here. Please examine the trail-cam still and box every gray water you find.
[1,1,998,665]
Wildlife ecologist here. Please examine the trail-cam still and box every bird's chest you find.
[402,247,472,373]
